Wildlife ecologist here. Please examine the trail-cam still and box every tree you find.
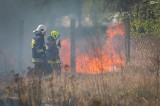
[130,0,160,36]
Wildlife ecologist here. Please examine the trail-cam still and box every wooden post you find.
[121,0,131,62]
[18,20,24,72]
[124,14,131,62]
[70,18,76,72]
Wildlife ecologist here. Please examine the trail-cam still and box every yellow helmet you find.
[50,30,60,39]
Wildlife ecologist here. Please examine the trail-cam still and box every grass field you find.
[2,64,159,106]
[1,36,160,106]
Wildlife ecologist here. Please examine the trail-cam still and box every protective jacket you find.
[46,36,61,64]
[32,31,46,63]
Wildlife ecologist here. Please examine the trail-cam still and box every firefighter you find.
[46,30,61,75]
[31,24,47,73]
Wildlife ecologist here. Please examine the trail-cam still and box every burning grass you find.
[1,23,160,105]
[1,35,159,106]
[60,22,125,74]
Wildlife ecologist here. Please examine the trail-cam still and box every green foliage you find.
[81,0,128,24]
[130,0,160,36]
[82,0,160,36]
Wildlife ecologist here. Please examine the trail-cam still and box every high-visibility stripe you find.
[37,49,44,53]
[48,59,61,64]
[31,39,35,48]
[32,58,44,62]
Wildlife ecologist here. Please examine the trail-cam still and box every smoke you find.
[0,0,83,74]
[0,0,122,75]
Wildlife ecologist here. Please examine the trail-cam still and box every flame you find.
[106,23,125,38]
[60,22,125,74]
[60,39,70,67]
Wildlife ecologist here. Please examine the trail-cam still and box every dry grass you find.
[2,66,159,106]
[1,36,160,106]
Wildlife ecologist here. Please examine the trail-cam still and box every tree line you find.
[32,0,160,36]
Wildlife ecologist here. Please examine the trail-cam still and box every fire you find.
[60,22,125,74]
[59,39,70,67]
[107,23,125,38]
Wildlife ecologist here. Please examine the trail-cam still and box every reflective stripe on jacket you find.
[32,31,45,63]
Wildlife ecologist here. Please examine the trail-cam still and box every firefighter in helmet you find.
[46,30,61,75]
[32,24,47,71]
